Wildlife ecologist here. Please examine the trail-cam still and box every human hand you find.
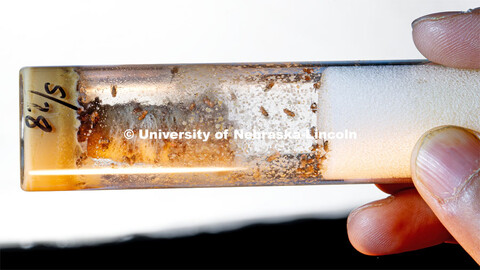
[347,8,480,263]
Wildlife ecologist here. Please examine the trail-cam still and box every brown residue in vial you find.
[306,156,315,164]
[230,172,245,182]
[111,85,117,97]
[78,92,88,104]
[283,108,295,117]
[295,138,332,178]
[189,102,196,111]
[122,155,136,165]
[138,110,148,121]
[90,111,100,124]
[260,106,269,117]
[265,81,275,91]
[304,165,315,175]
[78,95,237,172]
[310,102,318,113]
[127,144,136,155]
[203,97,214,108]
[77,97,102,142]
[266,151,280,162]
[303,68,313,74]
[299,154,308,168]
[75,153,88,167]
[98,137,110,151]
[304,75,312,81]
[313,82,321,89]
[296,152,322,178]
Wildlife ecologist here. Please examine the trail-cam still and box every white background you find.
[0,0,477,247]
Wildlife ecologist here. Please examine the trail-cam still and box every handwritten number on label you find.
[26,82,79,132]
[25,115,53,132]
[29,102,50,112]
[44,82,66,98]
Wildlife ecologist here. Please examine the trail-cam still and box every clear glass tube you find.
[20,61,480,191]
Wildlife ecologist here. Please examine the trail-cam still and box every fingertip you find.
[409,126,480,262]
[412,8,480,69]
[347,196,396,256]
[410,126,480,201]
[347,190,452,256]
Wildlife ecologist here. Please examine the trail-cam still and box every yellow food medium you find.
[21,67,92,190]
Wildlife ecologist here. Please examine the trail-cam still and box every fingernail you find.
[466,7,480,14]
[411,8,480,28]
[413,126,480,200]
[347,196,395,226]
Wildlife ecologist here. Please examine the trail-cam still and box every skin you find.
[347,7,480,263]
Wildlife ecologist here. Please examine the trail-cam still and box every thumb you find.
[411,126,480,263]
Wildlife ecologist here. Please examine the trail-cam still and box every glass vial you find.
[20,62,480,190]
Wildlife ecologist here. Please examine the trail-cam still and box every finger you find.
[412,8,480,69]
[347,189,452,256]
[411,126,480,263]
[375,183,458,244]
[375,183,414,195]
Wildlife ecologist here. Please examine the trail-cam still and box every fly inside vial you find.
[20,62,480,191]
